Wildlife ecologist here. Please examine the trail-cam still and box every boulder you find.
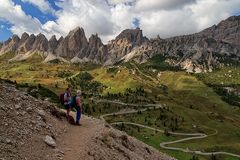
[44,135,56,148]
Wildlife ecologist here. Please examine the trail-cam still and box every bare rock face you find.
[0,35,20,53]
[120,16,240,72]
[31,33,48,52]
[48,35,58,53]
[58,36,64,44]
[17,34,36,53]
[200,16,240,46]
[10,32,29,54]
[56,27,89,58]
[86,34,105,62]
[0,38,12,53]
[115,27,147,46]
[19,32,30,45]
[89,34,103,48]
[106,28,148,63]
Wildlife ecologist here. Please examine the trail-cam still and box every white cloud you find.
[0,0,44,35]
[107,0,135,5]
[0,25,4,29]
[138,9,198,38]
[135,0,240,38]
[21,0,53,14]
[0,0,240,43]
[135,0,196,12]
[42,0,116,42]
[135,0,239,38]
[189,0,240,31]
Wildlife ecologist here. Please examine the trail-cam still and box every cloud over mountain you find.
[0,0,239,43]
[21,0,53,13]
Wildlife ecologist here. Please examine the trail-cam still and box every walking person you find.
[64,87,72,120]
[75,90,82,125]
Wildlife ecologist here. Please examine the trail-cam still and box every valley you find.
[0,53,239,160]
[1,1,240,160]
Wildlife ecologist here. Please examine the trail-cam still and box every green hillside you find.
[0,53,240,160]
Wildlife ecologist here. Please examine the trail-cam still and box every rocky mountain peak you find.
[3,38,12,46]
[28,34,36,44]
[200,15,240,46]
[17,34,36,53]
[20,32,29,44]
[67,27,88,47]
[68,26,83,35]
[225,15,240,21]
[55,27,89,58]
[116,28,146,46]
[36,33,45,38]
[48,35,58,52]
[0,35,19,53]
[12,35,20,42]
[49,35,57,41]
[58,36,64,43]
[0,15,239,71]
[31,33,48,52]
[89,34,103,48]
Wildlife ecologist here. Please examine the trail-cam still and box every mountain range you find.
[0,15,239,73]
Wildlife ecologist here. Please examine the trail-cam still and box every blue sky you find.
[0,0,59,42]
[13,0,58,23]
[0,21,12,41]
[0,0,240,43]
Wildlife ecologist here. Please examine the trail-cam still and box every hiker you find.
[69,89,82,125]
[75,90,82,125]
[64,87,72,119]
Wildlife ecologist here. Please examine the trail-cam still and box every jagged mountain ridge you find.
[0,15,239,72]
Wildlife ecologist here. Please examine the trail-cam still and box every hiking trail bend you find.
[98,99,240,158]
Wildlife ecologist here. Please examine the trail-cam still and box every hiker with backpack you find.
[69,90,82,125]
[75,90,82,125]
[62,87,72,120]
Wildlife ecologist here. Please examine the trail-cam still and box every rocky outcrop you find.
[0,27,106,63]
[17,34,36,53]
[115,28,147,46]
[0,35,20,54]
[0,80,67,159]
[55,27,89,59]
[119,16,240,72]
[106,28,148,64]
[48,35,58,53]
[0,15,239,71]
[199,16,240,46]
[31,33,48,53]
[86,34,105,62]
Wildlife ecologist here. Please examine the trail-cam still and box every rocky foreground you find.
[0,81,175,160]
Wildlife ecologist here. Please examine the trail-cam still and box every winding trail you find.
[99,100,240,158]
[130,62,158,83]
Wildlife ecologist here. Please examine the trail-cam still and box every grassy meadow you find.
[0,52,240,160]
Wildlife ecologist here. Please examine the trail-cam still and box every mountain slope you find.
[0,81,174,160]
[0,16,239,72]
